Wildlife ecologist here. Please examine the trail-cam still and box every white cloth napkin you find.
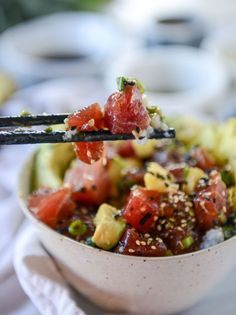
[14,226,86,315]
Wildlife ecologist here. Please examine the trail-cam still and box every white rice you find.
[200,227,224,250]
[62,128,78,141]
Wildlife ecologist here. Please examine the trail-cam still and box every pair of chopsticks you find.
[0,114,175,145]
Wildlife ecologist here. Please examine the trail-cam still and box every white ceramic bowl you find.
[202,25,236,83]
[105,46,228,116]
[0,12,128,85]
[18,153,236,315]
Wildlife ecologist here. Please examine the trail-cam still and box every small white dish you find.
[0,12,128,84]
[105,46,228,116]
[202,24,236,82]
[18,152,236,315]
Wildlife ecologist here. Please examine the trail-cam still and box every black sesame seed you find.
[139,212,152,225]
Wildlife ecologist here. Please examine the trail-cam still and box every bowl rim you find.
[18,150,236,262]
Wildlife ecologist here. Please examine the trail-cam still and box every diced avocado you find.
[132,140,157,159]
[183,167,206,194]
[92,203,126,250]
[108,156,141,184]
[144,162,173,193]
[147,162,168,178]
[33,143,75,190]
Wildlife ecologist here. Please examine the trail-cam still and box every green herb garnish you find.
[68,220,87,236]
[116,76,145,93]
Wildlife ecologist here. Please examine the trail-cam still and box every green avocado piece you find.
[33,143,75,190]
[92,203,126,250]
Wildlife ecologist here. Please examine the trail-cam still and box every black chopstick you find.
[0,113,69,127]
[0,128,175,145]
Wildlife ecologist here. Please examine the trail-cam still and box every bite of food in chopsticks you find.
[18,77,236,257]
[0,77,175,160]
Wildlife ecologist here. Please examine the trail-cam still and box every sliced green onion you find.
[221,170,235,187]
[68,220,87,236]
[44,126,53,133]
[116,76,145,93]
[20,110,32,117]
[135,80,145,94]
[181,235,194,249]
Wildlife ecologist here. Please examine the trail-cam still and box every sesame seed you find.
[144,233,150,238]
[147,239,152,245]
[157,225,162,231]
[154,216,158,221]
[128,249,135,253]
[200,201,208,213]
[181,219,187,224]
[88,119,95,127]
[141,241,146,246]
[136,240,141,246]
[140,207,146,212]
[151,245,157,250]
[155,237,162,242]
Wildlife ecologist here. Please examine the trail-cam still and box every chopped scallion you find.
[20,111,31,117]
[68,220,87,236]
[44,126,53,133]
[181,235,194,249]
[116,76,145,93]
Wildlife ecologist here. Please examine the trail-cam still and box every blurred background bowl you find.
[0,12,131,85]
[106,46,228,116]
[202,24,236,83]
[142,14,206,47]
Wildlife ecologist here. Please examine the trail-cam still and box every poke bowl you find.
[18,80,236,315]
